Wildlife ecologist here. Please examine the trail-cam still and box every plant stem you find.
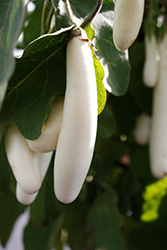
[41,0,51,35]
[81,0,104,29]
[65,0,77,27]
[46,5,55,32]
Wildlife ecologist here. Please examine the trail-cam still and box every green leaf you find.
[87,189,128,250]
[0,0,24,105]
[92,10,130,96]
[85,23,106,114]
[93,51,107,115]
[0,27,71,139]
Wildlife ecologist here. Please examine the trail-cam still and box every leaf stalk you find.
[81,0,104,29]
[41,0,51,35]
[65,0,77,27]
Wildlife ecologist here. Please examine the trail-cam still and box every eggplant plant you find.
[1,0,167,250]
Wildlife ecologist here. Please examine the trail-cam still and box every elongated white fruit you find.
[26,97,64,152]
[113,0,144,51]
[143,35,159,87]
[134,113,151,145]
[150,33,167,178]
[5,124,41,194]
[54,28,98,204]
[16,151,53,205]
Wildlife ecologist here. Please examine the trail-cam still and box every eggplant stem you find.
[80,0,104,29]
[65,0,77,27]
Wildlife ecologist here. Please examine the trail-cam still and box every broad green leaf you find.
[0,27,72,139]
[0,0,25,106]
[88,189,128,250]
[93,51,107,114]
[84,23,106,114]
[92,10,130,96]
[85,23,107,114]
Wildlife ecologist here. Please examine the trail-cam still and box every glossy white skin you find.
[16,151,53,205]
[27,98,64,152]
[5,124,41,194]
[54,28,98,204]
[143,35,159,87]
[113,0,144,51]
[150,34,167,178]
[134,113,151,145]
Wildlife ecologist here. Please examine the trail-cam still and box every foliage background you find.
[0,0,167,250]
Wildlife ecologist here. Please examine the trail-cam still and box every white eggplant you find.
[150,33,167,178]
[113,0,145,51]
[54,28,98,204]
[143,35,159,87]
[5,124,41,194]
[16,151,53,205]
[134,113,151,145]
[27,97,63,152]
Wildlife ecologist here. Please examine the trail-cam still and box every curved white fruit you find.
[16,184,37,205]
[134,113,151,145]
[5,124,41,194]
[113,0,145,51]
[54,28,98,204]
[143,35,159,87]
[150,33,167,178]
[16,151,53,205]
[26,97,64,152]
